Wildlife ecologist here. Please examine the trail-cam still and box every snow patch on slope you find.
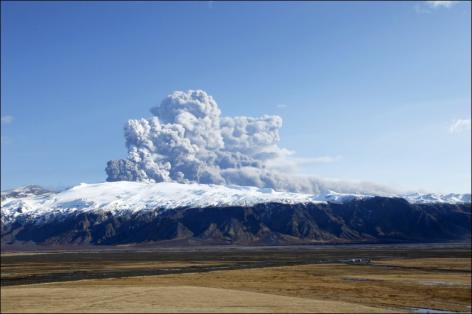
[401,192,471,204]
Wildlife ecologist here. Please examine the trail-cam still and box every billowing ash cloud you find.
[106,90,394,195]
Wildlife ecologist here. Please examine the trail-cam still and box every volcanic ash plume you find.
[106,90,393,195]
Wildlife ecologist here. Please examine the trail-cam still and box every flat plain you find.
[1,243,470,313]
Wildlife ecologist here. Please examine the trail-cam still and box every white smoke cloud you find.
[106,90,394,195]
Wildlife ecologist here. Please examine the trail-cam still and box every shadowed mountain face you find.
[1,197,470,246]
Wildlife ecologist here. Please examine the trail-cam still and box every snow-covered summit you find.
[401,192,471,204]
[1,185,53,201]
[1,181,470,224]
[0,181,320,224]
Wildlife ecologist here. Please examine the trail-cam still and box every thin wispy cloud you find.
[449,118,471,134]
[1,115,13,125]
[1,135,10,145]
[265,154,342,175]
[276,104,288,109]
[426,1,458,8]
[415,1,459,13]
[292,155,342,165]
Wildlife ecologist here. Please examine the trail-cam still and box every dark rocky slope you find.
[1,197,470,245]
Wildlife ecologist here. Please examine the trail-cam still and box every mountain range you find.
[1,182,470,246]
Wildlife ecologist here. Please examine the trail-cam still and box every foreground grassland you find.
[1,244,470,313]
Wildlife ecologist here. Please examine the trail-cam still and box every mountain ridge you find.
[1,182,470,246]
[2,181,470,224]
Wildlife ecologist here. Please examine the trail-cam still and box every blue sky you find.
[1,1,471,193]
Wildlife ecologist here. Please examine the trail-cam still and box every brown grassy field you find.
[1,244,471,313]
[372,257,472,271]
[1,284,391,313]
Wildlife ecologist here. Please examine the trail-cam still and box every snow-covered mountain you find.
[0,182,316,224]
[1,181,470,225]
[401,192,471,204]
[1,182,470,246]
